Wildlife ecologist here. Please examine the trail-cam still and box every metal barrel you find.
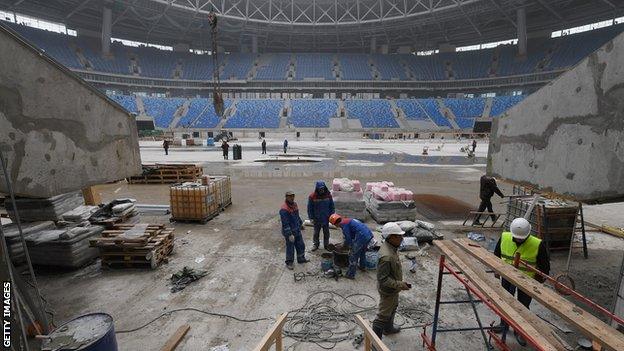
[42,313,118,351]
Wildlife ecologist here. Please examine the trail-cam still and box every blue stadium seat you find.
[290,99,337,127]
[142,97,185,128]
[396,99,429,120]
[255,54,290,80]
[221,53,255,80]
[225,99,283,128]
[176,98,232,128]
[339,54,373,80]
[443,98,485,118]
[418,99,453,128]
[490,96,526,117]
[344,100,398,128]
[109,94,138,114]
[372,55,407,80]
[295,54,335,80]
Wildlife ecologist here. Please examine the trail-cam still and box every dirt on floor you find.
[25,146,624,351]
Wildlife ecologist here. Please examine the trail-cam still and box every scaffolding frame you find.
[421,255,547,351]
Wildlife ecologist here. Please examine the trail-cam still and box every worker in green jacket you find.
[372,222,412,341]
[492,217,550,346]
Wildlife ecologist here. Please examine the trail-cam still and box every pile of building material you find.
[170,182,220,223]
[89,199,138,227]
[61,205,99,223]
[25,224,104,268]
[90,223,175,269]
[505,195,578,249]
[364,182,416,223]
[5,192,84,222]
[202,175,232,210]
[331,178,367,220]
[128,163,203,184]
[1,221,55,264]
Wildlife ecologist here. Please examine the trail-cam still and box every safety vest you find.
[500,232,541,278]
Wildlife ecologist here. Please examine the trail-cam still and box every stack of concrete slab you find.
[365,181,416,223]
[61,205,99,223]
[1,221,55,264]
[331,178,367,220]
[25,225,104,268]
[5,192,84,222]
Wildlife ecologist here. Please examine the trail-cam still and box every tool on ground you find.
[553,203,581,295]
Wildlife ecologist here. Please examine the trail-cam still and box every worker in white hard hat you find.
[372,223,412,342]
[492,217,550,345]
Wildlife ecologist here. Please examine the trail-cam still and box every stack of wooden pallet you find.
[128,164,203,184]
[89,223,175,269]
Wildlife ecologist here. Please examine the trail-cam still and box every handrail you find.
[354,315,391,351]
[252,314,288,351]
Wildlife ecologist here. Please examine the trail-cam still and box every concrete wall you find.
[0,24,141,198]
[488,32,624,203]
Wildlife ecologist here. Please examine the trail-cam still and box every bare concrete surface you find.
[0,24,141,198]
[33,144,624,350]
[489,31,624,203]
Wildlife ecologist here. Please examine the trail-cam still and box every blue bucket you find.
[207,137,215,146]
[365,250,379,270]
[42,313,118,351]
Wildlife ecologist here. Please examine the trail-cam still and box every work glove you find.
[400,282,412,290]
[289,235,295,243]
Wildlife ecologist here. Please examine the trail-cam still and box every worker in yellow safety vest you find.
[492,217,550,346]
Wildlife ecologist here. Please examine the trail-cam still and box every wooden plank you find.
[454,238,624,351]
[82,186,101,205]
[354,315,390,351]
[253,313,288,351]
[159,324,190,351]
[434,241,565,351]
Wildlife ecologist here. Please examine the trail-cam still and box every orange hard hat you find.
[329,214,342,226]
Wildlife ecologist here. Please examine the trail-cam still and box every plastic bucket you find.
[42,313,118,351]
[321,252,333,271]
[365,250,379,270]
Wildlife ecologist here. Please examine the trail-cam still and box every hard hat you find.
[381,222,405,239]
[285,191,295,196]
[510,218,531,240]
[329,214,342,226]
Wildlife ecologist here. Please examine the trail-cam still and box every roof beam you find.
[488,0,516,28]
[65,0,94,20]
[535,0,564,21]
[596,0,617,9]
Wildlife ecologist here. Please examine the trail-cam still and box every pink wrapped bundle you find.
[404,191,413,201]
[366,182,377,191]
[381,185,389,192]
[332,179,341,191]
[389,190,403,201]
[353,180,361,192]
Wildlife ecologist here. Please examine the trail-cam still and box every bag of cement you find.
[399,237,419,251]
[412,228,436,243]
[395,221,417,233]
[112,203,134,214]
[415,220,435,231]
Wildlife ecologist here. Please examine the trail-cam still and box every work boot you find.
[286,263,294,270]
[472,220,482,226]
[514,330,527,347]
[298,258,310,264]
[311,245,319,252]
[383,312,401,335]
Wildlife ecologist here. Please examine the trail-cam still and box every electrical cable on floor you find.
[115,308,272,334]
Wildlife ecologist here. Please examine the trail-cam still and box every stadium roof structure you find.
[0,0,622,52]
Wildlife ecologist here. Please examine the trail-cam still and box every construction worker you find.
[372,222,412,341]
[492,217,550,345]
[163,139,170,155]
[283,139,288,154]
[221,140,229,160]
[329,214,373,279]
[279,191,309,270]
[261,138,267,154]
[473,175,505,225]
[307,181,335,251]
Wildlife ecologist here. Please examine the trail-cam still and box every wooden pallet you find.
[91,223,175,269]
[128,164,203,184]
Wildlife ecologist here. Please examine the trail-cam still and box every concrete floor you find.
[33,140,624,350]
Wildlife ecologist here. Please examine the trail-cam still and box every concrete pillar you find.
[101,6,112,55]
[517,7,527,57]
[252,35,258,54]
[370,37,377,53]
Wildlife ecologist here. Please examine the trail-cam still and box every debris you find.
[170,266,208,292]
[399,237,419,251]
[89,198,138,227]
[195,255,205,264]
[209,344,229,351]
[160,325,191,351]
[467,232,485,242]
[62,205,99,222]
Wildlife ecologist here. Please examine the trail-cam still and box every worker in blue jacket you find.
[330,214,373,279]
[307,181,335,251]
[279,191,309,270]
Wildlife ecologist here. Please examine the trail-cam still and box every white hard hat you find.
[510,218,531,240]
[381,222,405,239]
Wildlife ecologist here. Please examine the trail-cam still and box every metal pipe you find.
[430,254,446,347]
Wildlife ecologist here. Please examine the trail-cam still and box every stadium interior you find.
[1,0,624,350]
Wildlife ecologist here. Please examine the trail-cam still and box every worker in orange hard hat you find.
[330,214,373,279]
